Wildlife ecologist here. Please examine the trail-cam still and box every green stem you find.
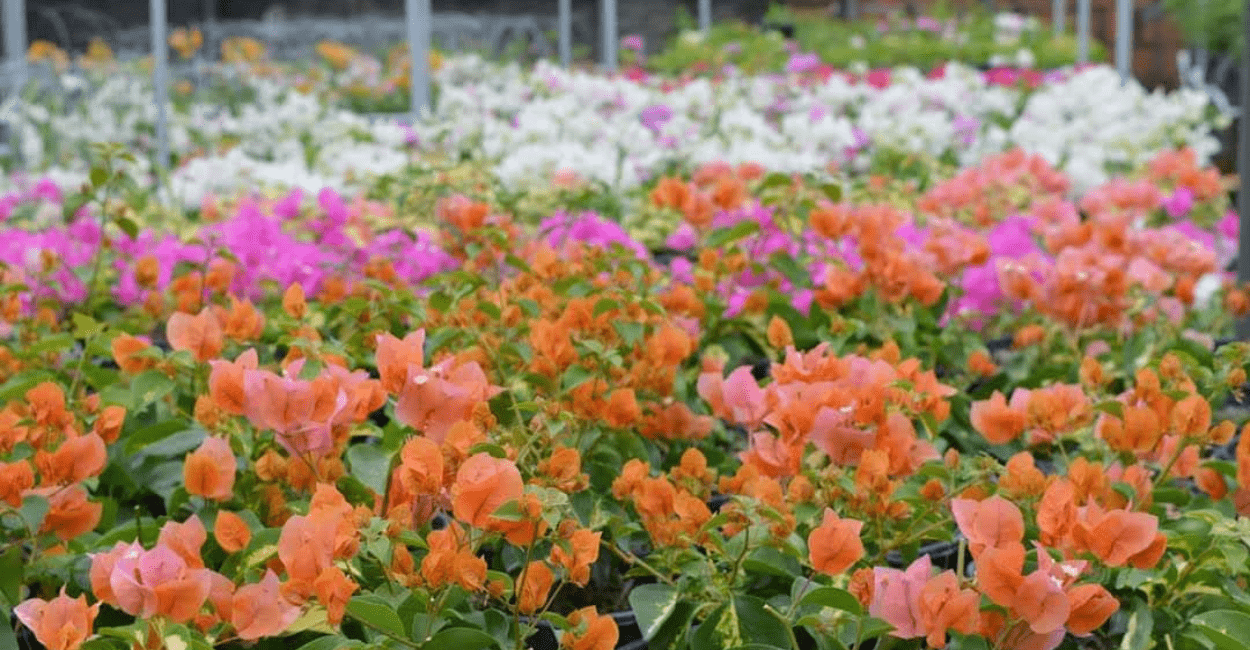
[763,603,800,650]
[604,539,674,586]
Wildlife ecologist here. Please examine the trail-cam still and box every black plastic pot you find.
[762,22,795,38]
[649,246,696,266]
[885,537,969,575]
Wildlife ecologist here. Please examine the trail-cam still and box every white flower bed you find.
[0,55,1224,206]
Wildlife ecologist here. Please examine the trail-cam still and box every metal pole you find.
[3,0,25,86]
[406,0,430,119]
[559,0,571,67]
[845,0,859,20]
[699,0,711,32]
[151,0,170,174]
[1238,0,1250,339]
[1115,0,1132,83]
[1076,0,1090,65]
[1053,0,1065,36]
[601,0,616,72]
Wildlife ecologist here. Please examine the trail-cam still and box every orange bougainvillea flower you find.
[808,508,865,575]
[917,571,981,648]
[563,607,619,650]
[27,382,72,429]
[950,495,1024,558]
[517,561,554,614]
[92,405,126,444]
[208,349,258,415]
[166,308,224,363]
[1013,569,1070,634]
[313,566,358,626]
[1072,503,1165,568]
[451,452,524,530]
[231,570,301,640]
[1065,584,1119,636]
[14,589,99,650]
[0,460,34,507]
[214,511,252,553]
[550,528,601,587]
[158,515,208,569]
[282,282,307,319]
[970,391,1025,445]
[38,485,101,541]
[396,436,444,495]
[375,331,426,395]
[34,432,106,485]
[184,436,236,501]
[111,335,156,374]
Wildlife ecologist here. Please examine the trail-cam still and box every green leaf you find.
[1192,610,1250,650]
[422,628,498,650]
[72,312,104,338]
[705,221,760,249]
[130,370,175,409]
[347,595,408,639]
[1120,602,1154,650]
[629,583,680,641]
[124,420,191,456]
[593,298,620,316]
[0,546,20,607]
[0,608,19,650]
[89,165,109,188]
[797,587,861,615]
[20,494,50,532]
[115,216,140,240]
[294,636,364,650]
[346,444,392,496]
[734,595,791,646]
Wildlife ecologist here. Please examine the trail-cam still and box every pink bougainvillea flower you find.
[230,570,301,640]
[869,554,931,639]
[108,543,212,623]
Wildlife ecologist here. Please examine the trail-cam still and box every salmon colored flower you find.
[27,382,71,429]
[917,571,980,648]
[184,436,236,501]
[1065,584,1119,636]
[517,561,554,614]
[394,358,500,443]
[451,452,524,529]
[550,528,601,587]
[1014,570,1070,634]
[34,433,107,486]
[951,495,1024,558]
[1072,504,1163,568]
[39,485,102,541]
[208,349,258,416]
[808,508,865,575]
[111,335,155,374]
[231,570,301,640]
[158,515,207,569]
[1036,480,1076,547]
[976,542,1025,607]
[375,331,426,395]
[166,308,224,363]
[92,405,126,444]
[0,460,34,507]
[870,555,931,640]
[14,589,99,650]
[396,436,444,495]
[970,391,1026,444]
[214,511,252,553]
[282,282,306,319]
[109,543,212,622]
[313,566,358,626]
[563,607,619,650]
